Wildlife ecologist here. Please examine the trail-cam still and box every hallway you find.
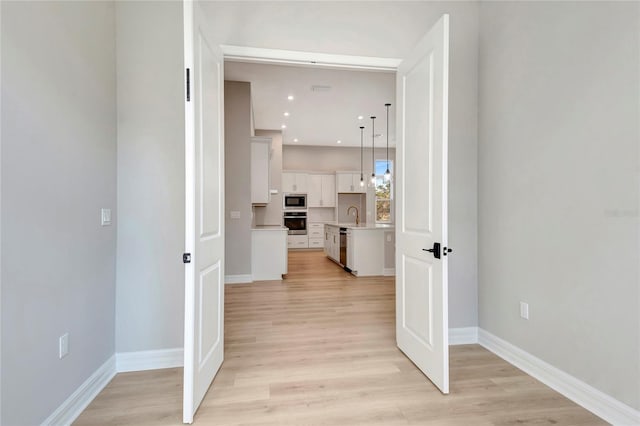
[75,251,603,425]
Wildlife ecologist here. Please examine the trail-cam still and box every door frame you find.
[217,43,448,334]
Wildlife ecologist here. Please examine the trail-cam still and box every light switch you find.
[101,208,112,226]
[59,333,69,359]
[230,211,241,219]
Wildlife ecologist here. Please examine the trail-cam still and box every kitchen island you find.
[324,223,394,277]
[252,225,288,280]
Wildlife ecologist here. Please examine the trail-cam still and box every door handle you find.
[423,242,441,259]
[422,243,453,259]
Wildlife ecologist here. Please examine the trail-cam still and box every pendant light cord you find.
[360,126,364,179]
[371,116,376,179]
[385,103,391,172]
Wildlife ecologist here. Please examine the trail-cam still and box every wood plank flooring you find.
[75,250,605,425]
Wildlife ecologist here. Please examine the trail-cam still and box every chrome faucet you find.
[347,205,360,225]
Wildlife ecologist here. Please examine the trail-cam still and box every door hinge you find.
[186,68,191,102]
[183,253,191,264]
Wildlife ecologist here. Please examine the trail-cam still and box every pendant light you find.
[359,126,365,187]
[370,116,376,186]
[384,103,392,181]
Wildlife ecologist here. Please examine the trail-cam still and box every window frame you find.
[374,159,393,224]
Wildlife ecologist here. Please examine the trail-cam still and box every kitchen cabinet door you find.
[282,172,308,193]
[307,174,322,207]
[337,172,364,194]
[337,173,355,193]
[321,174,336,207]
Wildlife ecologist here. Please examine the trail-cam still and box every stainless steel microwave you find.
[283,193,307,210]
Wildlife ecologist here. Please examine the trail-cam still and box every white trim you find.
[116,348,184,373]
[478,328,640,426]
[225,274,253,284]
[41,355,116,426]
[449,327,478,345]
[382,268,395,276]
[221,45,401,72]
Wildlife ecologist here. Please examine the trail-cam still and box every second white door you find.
[395,14,451,394]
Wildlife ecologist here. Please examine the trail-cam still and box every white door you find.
[395,14,450,394]
[183,0,225,423]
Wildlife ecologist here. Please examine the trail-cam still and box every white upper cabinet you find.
[282,172,308,193]
[321,174,336,206]
[336,172,365,194]
[251,137,272,204]
[308,174,336,207]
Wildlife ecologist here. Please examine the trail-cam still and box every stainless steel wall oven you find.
[283,211,307,235]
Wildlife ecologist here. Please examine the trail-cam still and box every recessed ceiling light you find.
[287,95,294,101]
[358,115,364,120]
[337,140,342,144]
[281,124,287,129]
[293,138,298,142]
[284,112,290,117]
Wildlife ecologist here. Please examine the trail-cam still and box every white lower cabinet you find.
[324,225,340,262]
[307,223,324,249]
[308,238,323,248]
[288,234,308,249]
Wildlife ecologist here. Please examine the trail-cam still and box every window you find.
[375,159,392,223]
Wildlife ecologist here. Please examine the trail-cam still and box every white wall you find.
[115,1,185,352]
[225,81,253,276]
[204,1,480,328]
[1,2,117,424]
[478,1,640,410]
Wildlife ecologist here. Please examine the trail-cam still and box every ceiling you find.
[224,61,396,148]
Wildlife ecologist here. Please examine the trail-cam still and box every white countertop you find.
[324,223,394,230]
[252,225,289,231]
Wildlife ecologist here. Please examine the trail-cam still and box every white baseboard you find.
[478,328,640,426]
[224,274,253,284]
[116,348,184,373]
[383,268,395,276]
[41,355,116,426]
[449,326,478,345]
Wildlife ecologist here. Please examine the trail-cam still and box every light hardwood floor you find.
[75,250,605,425]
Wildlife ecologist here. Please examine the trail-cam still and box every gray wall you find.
[254,130,283,226]
[115,1,185,352]
[225,81,253,276]
[0,2,117,424]
[478,1,640,410]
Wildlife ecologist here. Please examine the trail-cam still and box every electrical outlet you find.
[59,333,69,359]
[520,302,529,320]
[386,234,392,242]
